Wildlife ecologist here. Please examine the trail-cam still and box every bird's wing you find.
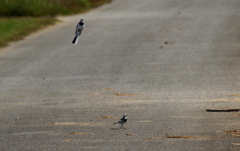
[75,25,78,34]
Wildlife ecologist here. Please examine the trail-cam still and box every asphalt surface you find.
[1,0,240,150]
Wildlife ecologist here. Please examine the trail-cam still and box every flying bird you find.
[72,18,85,44]
[113,114,127,129]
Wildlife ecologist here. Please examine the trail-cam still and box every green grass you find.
[0,17,57,48]
[0,0,111,17]
[0,0,91,17]
[0,0,111,48]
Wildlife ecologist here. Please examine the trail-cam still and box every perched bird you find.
[113,114,127,129]
[72,18,85,44]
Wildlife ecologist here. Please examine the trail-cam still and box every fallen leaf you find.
[126,133,134,136]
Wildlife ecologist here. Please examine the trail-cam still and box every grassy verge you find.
[0,0,111,48]
[0,17,57,48]
[0,0,91,17]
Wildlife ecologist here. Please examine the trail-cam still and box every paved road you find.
[1,0,240,150]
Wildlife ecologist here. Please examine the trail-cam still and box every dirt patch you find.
[227,113,240,117]
[120,105,129,107]
[165,135,213,140]
[114,92,136,96]
[145,135,209,141]
[52,122,102,126]
[52,122,77,125]
[232,147,240,150]
[209,98,240,102]
[18,95,26,98]
[105,88,111,90]
[166,135,196,139]
[99,116,116,119]
[146,137,159,141]
[82,147,95,149]
[69,132,92,135]
[232,143,240,146]
[228,95,240,97]
[140,120,152,123]
[91,93,101,95]
[64,139,73,141]
[117,100,156,104]
[218,114,240,118]
[80,123,102,126]
[221,130,240,137]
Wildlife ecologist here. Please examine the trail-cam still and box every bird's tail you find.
[72,35,79,44]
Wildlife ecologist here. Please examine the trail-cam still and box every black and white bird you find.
[113,114,127,129]
[72,18,85,44]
